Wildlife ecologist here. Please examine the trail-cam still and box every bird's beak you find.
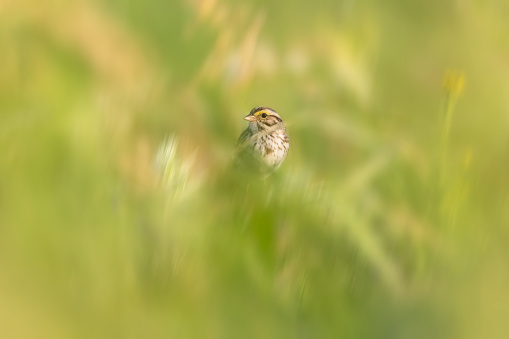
[244,115,256,122]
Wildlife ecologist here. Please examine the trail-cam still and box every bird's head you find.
[244,106,283,131]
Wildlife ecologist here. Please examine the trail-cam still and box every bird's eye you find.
[261,113,267,118]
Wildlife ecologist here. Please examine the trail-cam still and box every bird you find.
[235,106,289,175]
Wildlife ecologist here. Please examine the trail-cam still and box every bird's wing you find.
[237,127,253,146]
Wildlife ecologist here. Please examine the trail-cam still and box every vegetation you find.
[2,0,509,337]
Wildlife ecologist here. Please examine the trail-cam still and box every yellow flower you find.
[442,70,465,97]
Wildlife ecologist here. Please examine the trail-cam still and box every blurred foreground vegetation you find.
[2,0,509,337]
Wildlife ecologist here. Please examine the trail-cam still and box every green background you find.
[2,0,509,337]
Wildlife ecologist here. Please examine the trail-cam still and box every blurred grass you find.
[2,0,509,337]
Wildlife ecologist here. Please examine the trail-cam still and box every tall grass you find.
[1,0,509,337]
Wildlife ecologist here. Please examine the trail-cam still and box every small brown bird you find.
[235,106,289,174]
